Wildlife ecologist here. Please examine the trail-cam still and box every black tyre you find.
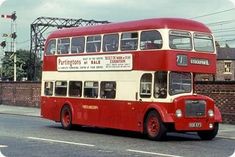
[60,105,73,130]
[197,123,219,140]
[144,110,167,141]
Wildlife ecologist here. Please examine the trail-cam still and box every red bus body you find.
[41,18,222,140]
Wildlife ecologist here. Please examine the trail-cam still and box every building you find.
[216,47,235,81]
[196,47,235,81]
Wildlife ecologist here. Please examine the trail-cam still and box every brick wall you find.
[0,81,235,124]
[195,81,235,124]
[0,82,41,107]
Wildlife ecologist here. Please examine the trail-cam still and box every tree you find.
[1,49,42,81]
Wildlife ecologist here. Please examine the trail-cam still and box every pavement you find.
[0,104,235,140]
[0,104,40,117]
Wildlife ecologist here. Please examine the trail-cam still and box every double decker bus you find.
[41,18,222,140]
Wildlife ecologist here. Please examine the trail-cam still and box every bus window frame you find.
[193,32,215,53]
[57,38,71,55]
[54,81,68,96]
[154,71,167,99]
[169,30,192,51]
[69,81,83,97]
[84,81,99,98]
[169,72,192,96]
[100,81,116,99]
[120,31,139,51]
[86,35,102,53]
[71,36,85,54]
[139,73,153,98]
[45,39,57,55]
[44,81,54,96]
[102,33,119,52]
[140,30,163,50]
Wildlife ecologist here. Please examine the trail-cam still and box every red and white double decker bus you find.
[41,18,222,140]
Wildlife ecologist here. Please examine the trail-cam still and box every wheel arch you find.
[214,106,222,123]
[142,104,174,133]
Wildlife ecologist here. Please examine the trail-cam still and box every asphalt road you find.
[0,114,235,157]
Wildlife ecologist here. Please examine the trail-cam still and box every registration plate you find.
[189,122,202,128]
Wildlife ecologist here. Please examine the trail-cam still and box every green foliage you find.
[1,49,41,81]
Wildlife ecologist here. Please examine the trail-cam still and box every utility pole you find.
[12,12,17,81]
[1,11,17,81]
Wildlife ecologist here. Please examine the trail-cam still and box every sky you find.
[0,0,235,51]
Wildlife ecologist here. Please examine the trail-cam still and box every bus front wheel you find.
[60,105,73,130]
[144,110,167,141]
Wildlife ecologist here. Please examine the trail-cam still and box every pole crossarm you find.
[29,17,110,80]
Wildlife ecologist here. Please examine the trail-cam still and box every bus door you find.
[119,81,142,131]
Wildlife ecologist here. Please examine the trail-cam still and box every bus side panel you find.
[72,99,142,132]
[98,100,123,129]
[41,96,58,121]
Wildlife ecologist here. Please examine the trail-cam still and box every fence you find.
[195,81,235,124]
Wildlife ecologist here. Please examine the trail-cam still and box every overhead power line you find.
[212,26,235,31]
[190,8,235,19]
[213,29,235,33]
[207,19,235,26]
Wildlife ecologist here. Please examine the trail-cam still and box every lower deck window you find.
[100,81,116,99]
[140,73,152,98]
[154,72,167,98]
[84,81,98,98]
[44,82,53,96]
[55,81,67,96]
[69,81,82,97]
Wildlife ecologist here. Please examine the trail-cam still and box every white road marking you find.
[27,137,95,147]
[229,149,235,157]
[0,150,7,157]
[217,136,235,140]
[0,146,7,148]
[219,129,235,132]
[127,149,184,157]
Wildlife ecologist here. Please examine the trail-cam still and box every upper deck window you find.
[45,39,56,55]
[140,30,162,50]
[103,34,119,52]
[169,31,192,50]
[194,33,214,52]
[121,32,138,51]
[57,38,70,54]
[86,35,101,53]
[71,37,85,53]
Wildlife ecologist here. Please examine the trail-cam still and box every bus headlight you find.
[208,109,214,117]
[176,109,182,118]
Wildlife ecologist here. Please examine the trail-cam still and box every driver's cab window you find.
[154,71,167,98]
[140,73,152,98]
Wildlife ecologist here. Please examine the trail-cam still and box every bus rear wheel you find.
[197,123,219,140]
[144,110,167,141]
[60,105,73,130]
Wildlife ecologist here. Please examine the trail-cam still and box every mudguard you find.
[214,106,222,123]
